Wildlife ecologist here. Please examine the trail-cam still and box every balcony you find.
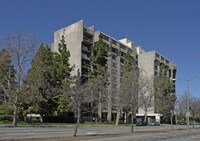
[82,61,90,69]
[82,53,90,60]
[84,28,93,37]
[82,45,91,54]
[83,36,93,45]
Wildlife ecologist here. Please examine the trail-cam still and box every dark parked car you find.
[136,121,148,126]
[148,121,160,126]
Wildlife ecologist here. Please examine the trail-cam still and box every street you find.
[87,129,200,141]
[0,124,200,140]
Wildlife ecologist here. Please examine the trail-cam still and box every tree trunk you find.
[170,112,173,130]
[175,115,177,129]
[107,87,112,122]
[73,107,81,137]
[98,91,102,122]
[131,113,134,133]
[144,110,147,122]
[131,108,136,133]
[192,114,195,129]
[98,101,102,122]
[116,108,121,125]
[12,103,18,126]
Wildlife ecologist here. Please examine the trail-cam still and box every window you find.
[154,59,160,65]
[112,62,117,68]
[120,51,126,57]
[120,58,124,63]
[119,43,126,50]
[111,47,118,54]
[156,53,160,58]
[169,69,171,77]
[112,55,117,60]
[154,65,158,71]
[173,69,176,79]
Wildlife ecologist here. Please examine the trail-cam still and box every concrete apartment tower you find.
[52,20,177,123]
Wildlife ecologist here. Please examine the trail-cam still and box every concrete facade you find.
[53,20,94,78]
[137,51,177,122]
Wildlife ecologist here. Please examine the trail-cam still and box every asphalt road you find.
[0,124,200,140]
[87,129,200,141]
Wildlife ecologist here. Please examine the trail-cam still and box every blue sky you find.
[0,0,200,98]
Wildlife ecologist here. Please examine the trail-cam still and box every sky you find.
[0,0,200,98]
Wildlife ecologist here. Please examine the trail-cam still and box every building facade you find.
[137,51,177,122]
[52,20,94,79]
[52,20,177,123]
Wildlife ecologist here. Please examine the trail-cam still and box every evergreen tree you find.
[52,36,73,113]
[154,67,176,120]
[24,38,73,118]
[89,37,109,121]
[123,52,134,73]
[24,44,56,117]
[0,49,15,104]
[89,38,108,77]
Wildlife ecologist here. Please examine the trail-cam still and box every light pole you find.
[179,75,199,129]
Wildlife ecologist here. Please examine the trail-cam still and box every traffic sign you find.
[186,112,190,117]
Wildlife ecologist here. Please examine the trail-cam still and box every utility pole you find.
[179,75,199,129]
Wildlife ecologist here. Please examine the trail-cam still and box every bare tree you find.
[138,76,154,122]
[114,85,124,125]
[189,97,200,128]
[178,92,188,116]
[1,32,37,126]
[67,73,107,136]
[120,68,139,132]
[68,78,84,137]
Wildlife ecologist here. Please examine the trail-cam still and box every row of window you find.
[155,53,169,64]
[100,33,133,53]
[111,48,127,57]
[111,55,126,63]
[154,60,169,68]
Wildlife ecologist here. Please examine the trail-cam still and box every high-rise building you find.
[52,20,177,123]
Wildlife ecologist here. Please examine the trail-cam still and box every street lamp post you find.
[179,75,199,129]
